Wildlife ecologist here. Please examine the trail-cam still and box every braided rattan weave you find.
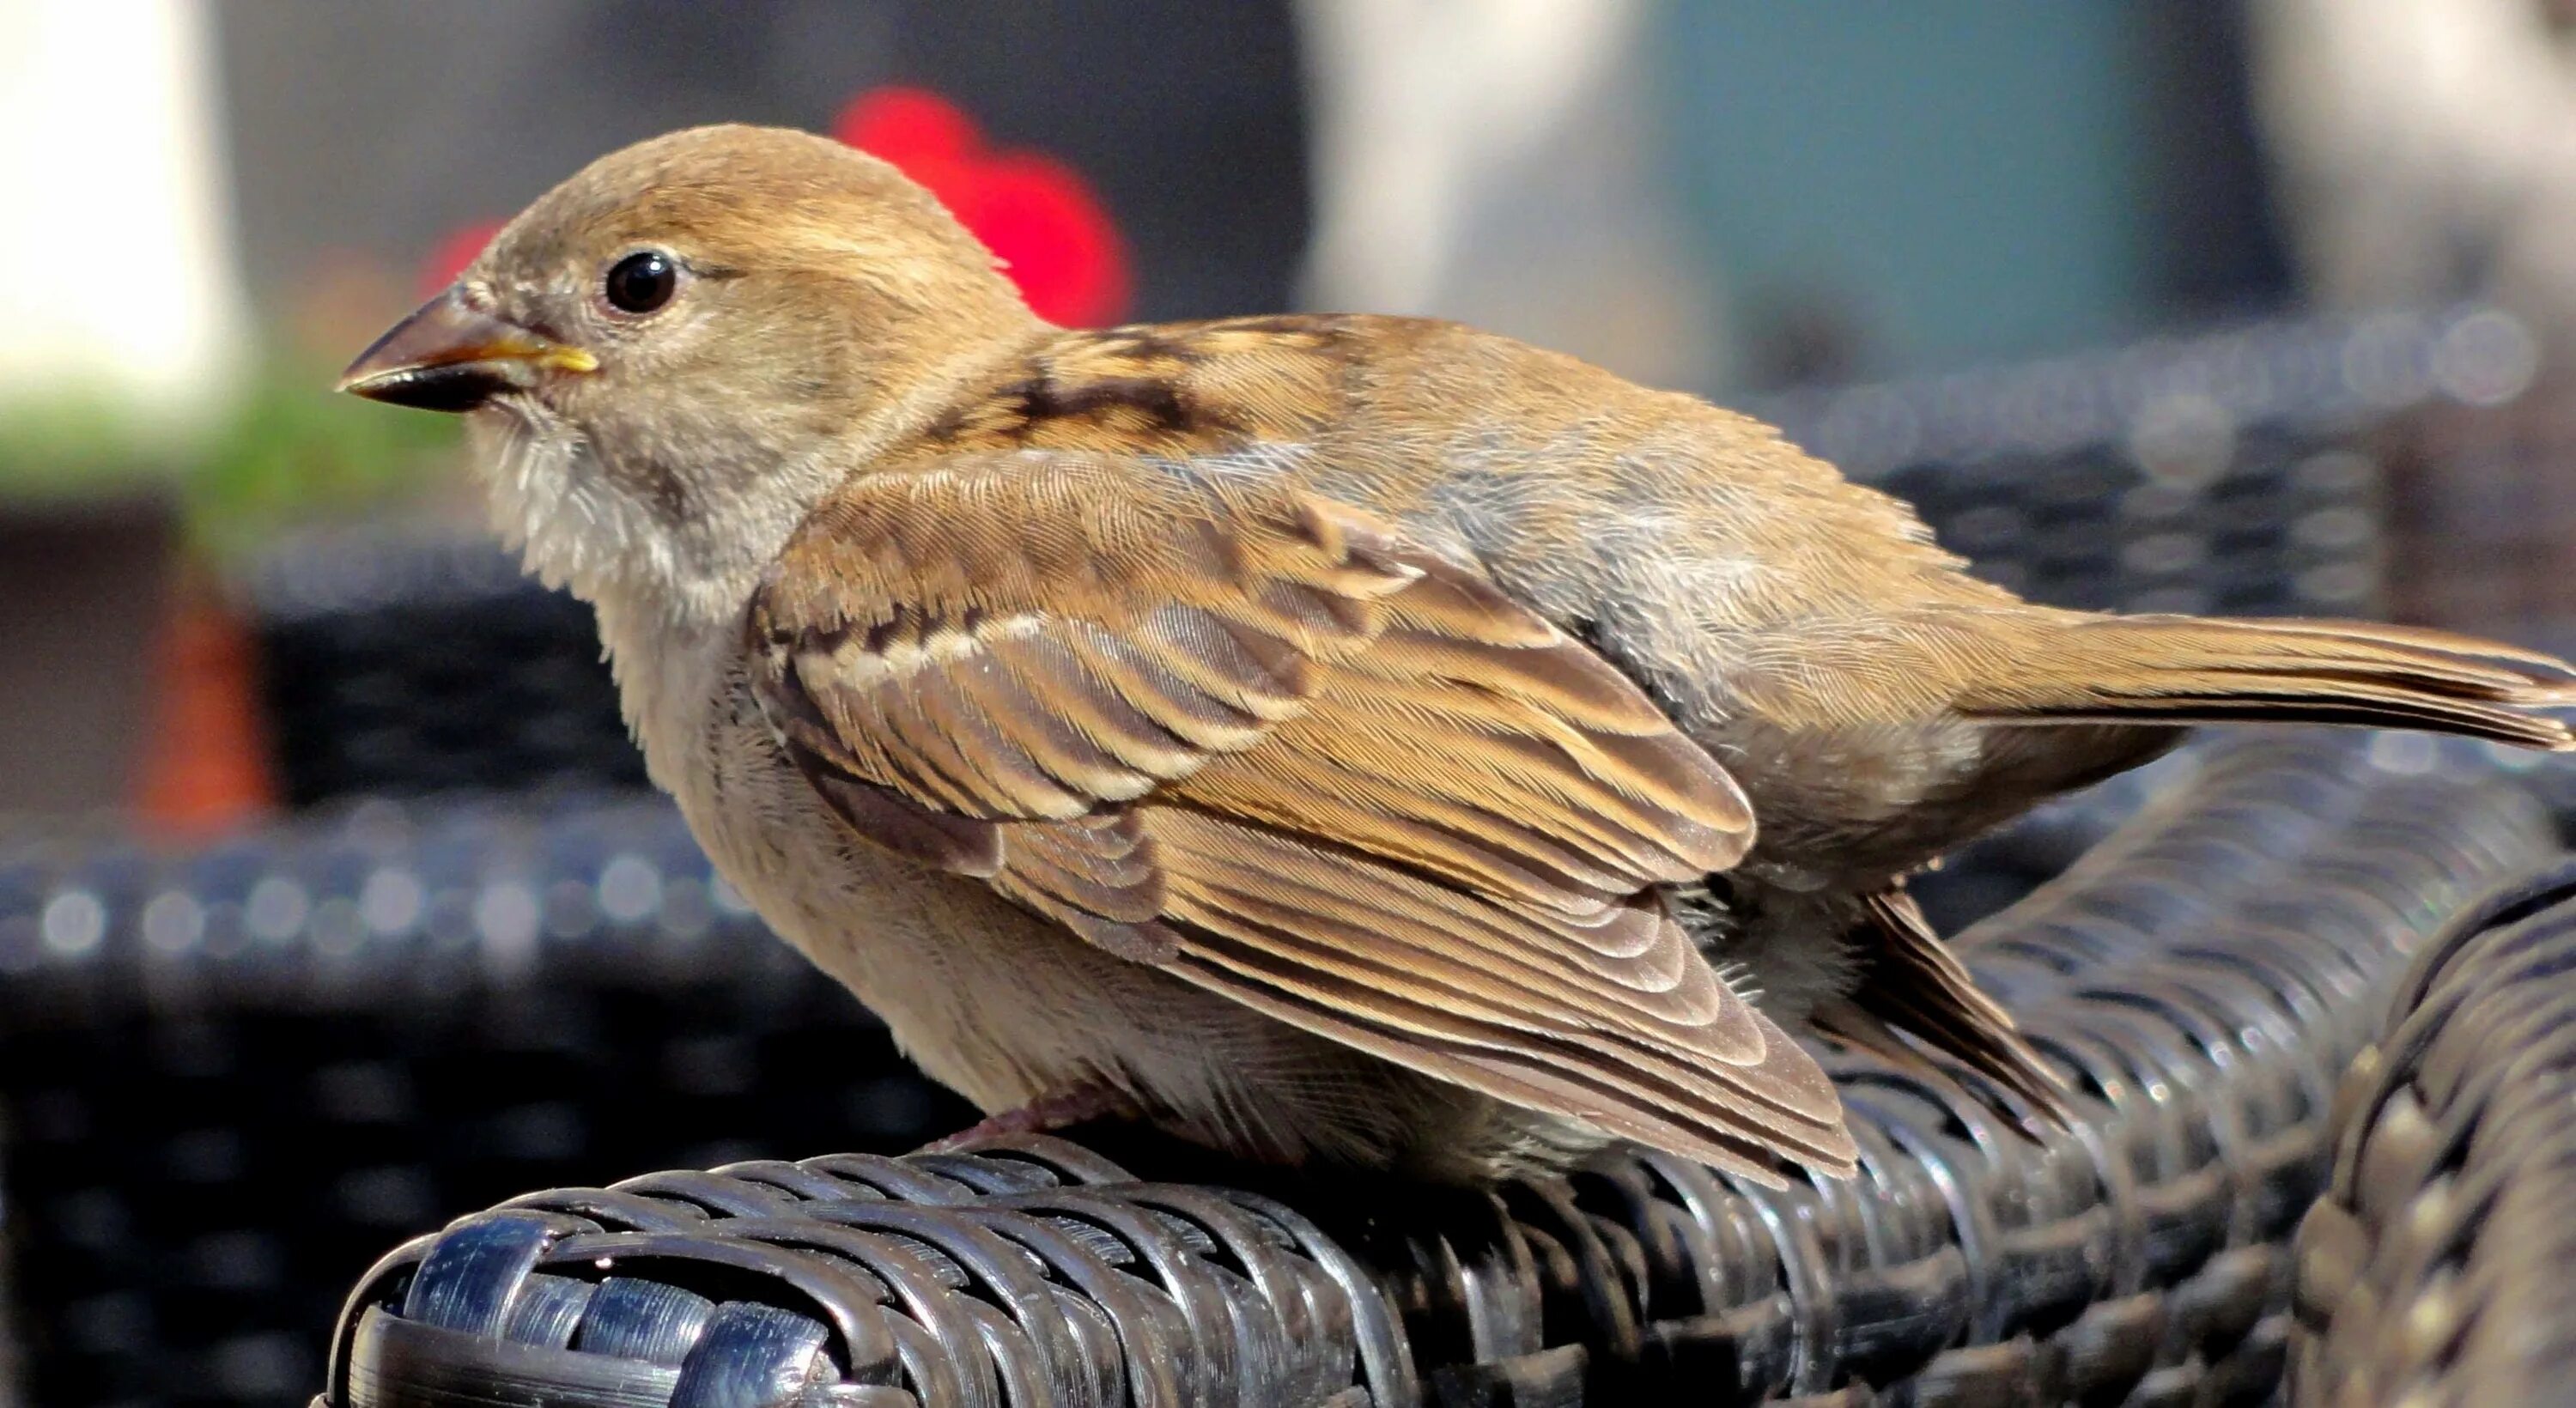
[2290,854,2576,1405]
[317,737,2559,1406]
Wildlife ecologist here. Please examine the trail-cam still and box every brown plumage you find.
[339,124,2576,1186]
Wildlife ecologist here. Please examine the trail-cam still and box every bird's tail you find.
[1956,614,2576,750]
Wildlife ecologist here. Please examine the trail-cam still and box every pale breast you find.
[597,597,1352,1130]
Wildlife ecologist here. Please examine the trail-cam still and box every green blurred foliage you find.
[0,352,463,562]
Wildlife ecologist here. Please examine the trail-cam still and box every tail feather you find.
[1828,613,2567,1143]
[1821,887,2074,1129]
[1958,615,2576,751]
[2196,617,2576,692]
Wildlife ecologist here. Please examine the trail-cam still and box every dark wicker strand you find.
[2289,854,2576,1406]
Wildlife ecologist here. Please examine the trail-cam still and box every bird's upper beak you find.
[337,287,598,412]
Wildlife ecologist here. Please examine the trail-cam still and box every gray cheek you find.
[568,409,695,526]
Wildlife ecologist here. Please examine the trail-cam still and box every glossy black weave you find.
[0,763,2137,1407]
[0,795,970,1408]
[318,735,2561,1407]
[248,534,647,804]
[2289,855,2576,1405]
[1755,303,2533,617]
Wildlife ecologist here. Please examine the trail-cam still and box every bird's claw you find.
[916,1082,1139,1154]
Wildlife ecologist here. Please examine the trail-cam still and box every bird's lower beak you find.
[337,288,597,412]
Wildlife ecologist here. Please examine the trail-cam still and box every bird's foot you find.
[916,1082,1139,1153]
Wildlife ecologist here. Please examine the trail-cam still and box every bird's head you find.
[340,124,1038,622]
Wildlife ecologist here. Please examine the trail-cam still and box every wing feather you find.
[748,450,1856,1182]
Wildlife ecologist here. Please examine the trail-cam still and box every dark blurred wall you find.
[0,506,173,815]
[2136,0,2294,321]
[212,0,1309,322]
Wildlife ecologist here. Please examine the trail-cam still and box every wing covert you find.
[748,448,1854,1180]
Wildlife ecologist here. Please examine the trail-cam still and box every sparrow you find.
[339,124,2576,1187]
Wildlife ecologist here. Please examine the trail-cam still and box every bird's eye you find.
[603,251,678,314]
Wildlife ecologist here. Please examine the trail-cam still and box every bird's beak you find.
[337,287,598,412]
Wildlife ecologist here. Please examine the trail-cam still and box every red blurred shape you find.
[835,86,1132,327]
[839,86,981,167]
[420,218,504,295]
[136,596,276,840]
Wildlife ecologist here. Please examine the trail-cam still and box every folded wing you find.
[748,450,1856,1182]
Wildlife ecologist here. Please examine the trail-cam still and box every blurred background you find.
[7,2,2576,1404]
